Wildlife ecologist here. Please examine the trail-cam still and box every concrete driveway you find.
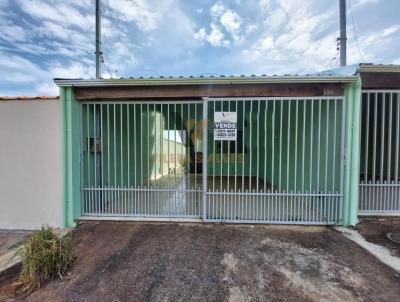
[2,222,400,302]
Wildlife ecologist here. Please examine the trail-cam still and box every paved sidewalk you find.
[0,230,30,273]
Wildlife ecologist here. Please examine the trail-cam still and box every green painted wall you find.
[62,81,361,227]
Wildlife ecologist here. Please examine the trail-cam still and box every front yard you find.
[1,222,400,301]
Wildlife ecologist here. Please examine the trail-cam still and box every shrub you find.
[17,226,74,295]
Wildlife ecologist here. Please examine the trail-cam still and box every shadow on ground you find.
[2,222,400,302]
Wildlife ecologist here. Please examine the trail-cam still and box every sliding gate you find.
[359,90,400,215]
[81,97,346,224]
[81,101,204,219]
[204,97,345,224]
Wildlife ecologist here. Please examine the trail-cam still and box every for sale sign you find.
[214,112,237,141]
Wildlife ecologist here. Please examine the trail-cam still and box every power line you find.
[99,0,164,78]
[324,48,340,71]
[348,0,366,62]
[99,0,121,78]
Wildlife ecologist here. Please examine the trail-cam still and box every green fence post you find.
[60,87,67,228]
[349,77,362,226]
[62,87,81,227]
[343,77,362,226]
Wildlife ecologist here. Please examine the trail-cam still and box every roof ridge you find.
[0,96,59,100]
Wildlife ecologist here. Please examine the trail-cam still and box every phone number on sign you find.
[214,129,236,139]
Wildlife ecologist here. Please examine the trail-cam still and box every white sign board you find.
[214,112,237,141]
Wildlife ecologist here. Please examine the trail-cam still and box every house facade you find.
[2,64,399,230]
[55,73,361,227]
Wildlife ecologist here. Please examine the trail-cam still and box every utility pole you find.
[339,0,347,66]
[95,0,102,187]
[95,0,102,78]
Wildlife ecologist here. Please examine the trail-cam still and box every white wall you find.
[0,99,62,229]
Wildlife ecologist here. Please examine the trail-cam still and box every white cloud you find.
[208,24,229,47]
[220,9,242,40]
[194,28,207,41]
[238,1,339,73]
[35,81,59,95]
[382,25,400,36]
[48,61,94,79]
[17,0,94,31]
[102,41,139,76]
[72,0,92,9]
[259,0,270,11]
[0,52,49,83]
[264,8,287,30]
[197,2,243,46]
[352,0,381,9]
[210,2,225,17]
[1,0,399,95]
[0,24,27,42]
[260,36,274,50]
[15,0,96,62]
[194,24,230,47]
[38,21,74,41]
[34,61,94,95]
[0,49,95,95]
[107,0,159,31]
[245,24,258,34]
[347,24,400,63]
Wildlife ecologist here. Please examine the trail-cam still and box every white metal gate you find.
[359,90,400,215]
[81,101,203,219]
[80,97,346,224]
[203,97,345,224]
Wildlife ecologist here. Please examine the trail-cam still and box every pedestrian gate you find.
[359,90,400,215]
[81,97,345,224]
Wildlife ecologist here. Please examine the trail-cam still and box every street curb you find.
[335,226,400,274]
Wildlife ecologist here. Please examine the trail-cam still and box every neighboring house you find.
[0,97,62,229]
[357,64,400,215]
[1,64,399,230]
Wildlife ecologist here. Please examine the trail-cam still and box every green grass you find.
[17,226,74,295]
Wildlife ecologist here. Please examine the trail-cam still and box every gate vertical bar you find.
[339,96,346,222]
[364,93,370,183]
[86,105,90,187]
[395,93,400,184]
[95,104,101,188]
[127,104,130,186]
[120,104,123,187]
[80,103,84,214]
[388,93,393,186]
[107,104,110,186]
[202,98,208,220]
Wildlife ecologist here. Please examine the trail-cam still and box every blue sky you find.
[0,0,399,96]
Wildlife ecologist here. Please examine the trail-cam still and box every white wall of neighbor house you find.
[0,98,62,229]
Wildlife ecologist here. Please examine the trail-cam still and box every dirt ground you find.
[357,217,400,257]
[1,222,400,302]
